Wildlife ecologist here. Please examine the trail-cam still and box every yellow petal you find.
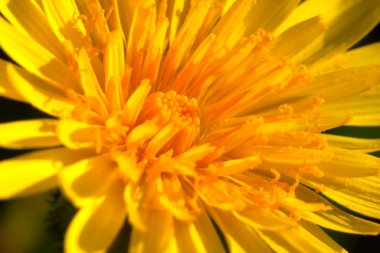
[121,79,151,126]
[166,0,189,44]
[124,182,155,231]
[0,148,88,199]
[0,0,65,60]
[0,17,77,90]
[344,43,380,67]
[75,0,109,48]
[245,0,300,33]
[321,84,380,126]
[0,119,60,149]
[162,0,212,83]
[114,0,137,44]
[300,221,348,253]
[0,59,25,102]
[126,0,156,71]
[247,146,332,168]
[77,48,108,118]
[198,179,246,210]
[212,0,254,51]
[277,0,380,64]
[324,134,380,153]
[309,175,380,219]
[57,119,103,150]
[272,16,326,59]
[285,65,380,104]
[188,211,226,253]
[324,190,380,219]
[168,211,226,253]
[295,112,351,132]
[59,155,117,207]
[210,208,273,253]
[97,0,123,32]
[211,156,260,176]
[6,63,74,118]
[177,143,216,162]
[318,147,380,177]
[142,18,169,85]
[41,0,86,46]
[128,209,173,253]
[104,30,125,112]
[313,42,380,74]
[233,207,297,231]
[257,223,346,253]
[65,179,126,253]
[297,185,380,235]
[156,175,197,221]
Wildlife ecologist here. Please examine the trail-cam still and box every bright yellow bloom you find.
[1,0,380,252]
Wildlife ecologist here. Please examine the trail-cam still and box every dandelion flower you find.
[1,0,380,252]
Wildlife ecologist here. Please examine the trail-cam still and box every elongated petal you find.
[299,221,348,253]
[129,209,174,253]
[166,0,189,44]
[210,208,272,253]
[77,48,108,118]
[339,42,380,66]
[323,188,380,220]
[162,0,212,84]
[65,179,126,253]
[57,119,103,150]
[124,182,156,231]
[313,43,380,74]
[247,146,332,168]
[309,175,380,219]
[257,223,346,253]
[212,0,254,50]
[321,84,380,126]
[5,63,74,118]
[0,17,78,90]
[294,112,351,132]
[245,0,300,33]
[0,0,65,60]
[42,0,86,46]
[234,207,297,231]
[297,185,380,235]
[273,16,326,59]
[156,175,198,221]
[122,79,151,126]
[277,0,380,64]
[0,148,88,199]
[292,65,380,103]
[324,134,380,153]
[59,155,117,207]
[211,156,260,176]
[0,119,60,149]
[257,65,380,117]
[104,30,125,112]
[167,211,226,253]
[191,210,226,253]
[75,0,109,48]
[318,147,380,177]
[0,59,25,102]
[198,179,246,210]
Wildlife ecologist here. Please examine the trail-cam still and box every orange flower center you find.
[137,90,200,156]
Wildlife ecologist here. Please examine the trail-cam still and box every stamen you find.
[139,90,200,156]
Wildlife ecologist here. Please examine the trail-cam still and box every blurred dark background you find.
[0,21,379,253]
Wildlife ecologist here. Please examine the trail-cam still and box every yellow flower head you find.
[1,0,380,252]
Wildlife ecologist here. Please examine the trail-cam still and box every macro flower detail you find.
[1,0,380,252]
